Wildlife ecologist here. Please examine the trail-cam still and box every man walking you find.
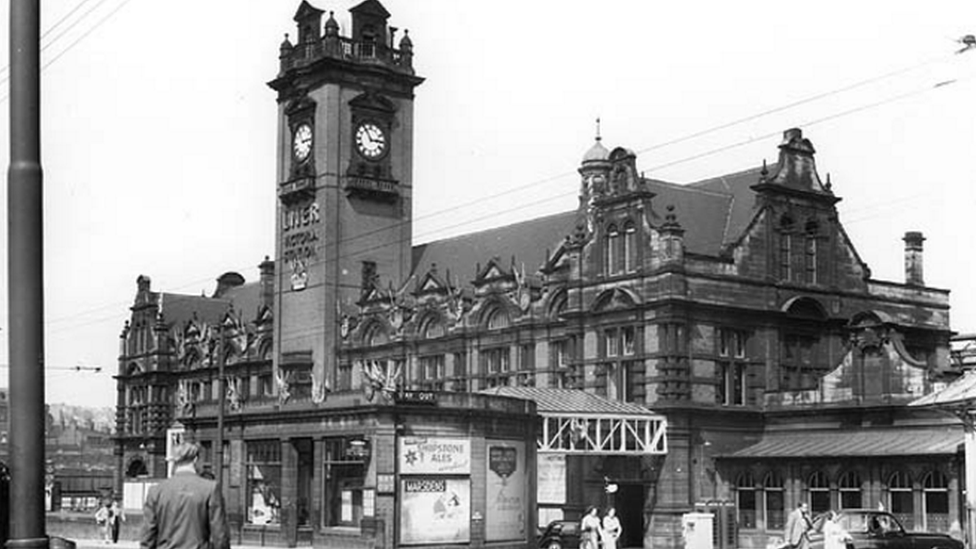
[141,442,230,549]
[785,502,812,549]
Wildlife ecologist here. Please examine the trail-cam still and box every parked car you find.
[806,509,962,549]
[537,519,580,549]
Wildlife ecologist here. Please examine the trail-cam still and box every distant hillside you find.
[47,403,115,433]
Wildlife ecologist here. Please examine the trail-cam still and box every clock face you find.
[292,123,313,162]
[355,122,387,159]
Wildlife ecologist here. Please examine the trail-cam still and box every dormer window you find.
[360,25,377,58]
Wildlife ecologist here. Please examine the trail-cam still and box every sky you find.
[0,0,975,407]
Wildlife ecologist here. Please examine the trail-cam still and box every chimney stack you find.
[903,231,925,286]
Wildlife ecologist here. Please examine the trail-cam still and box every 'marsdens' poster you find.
[398,437,470,474]
[485,440,526,541]
[399,477,470,545]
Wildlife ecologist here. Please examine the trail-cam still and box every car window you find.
[564,523,578,535]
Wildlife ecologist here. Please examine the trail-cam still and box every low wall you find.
[46,511,144,542]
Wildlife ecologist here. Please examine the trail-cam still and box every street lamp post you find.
[7,1,49,548]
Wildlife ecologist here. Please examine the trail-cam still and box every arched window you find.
[623,221,637,272]
[764,472,785,530]
[809,470,831,514]
[888,471,914,530]
[363,322,389,347]
[125,458,148,479]
[922,471,949,532]
[605,225,620,274]
[485,306,510,331]
[736,472,757,529]
[838,471,862,509]
[420,316,445,339]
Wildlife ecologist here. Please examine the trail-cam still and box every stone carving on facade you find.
[512,262,532,313]
[386,277,415,334]
[226,377,243,412]
[177,380,193,415]
[311,374,328,404]
[276,369,291,405]
[362,359,401,402]
[289,258,308,291]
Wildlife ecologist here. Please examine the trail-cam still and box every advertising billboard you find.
[399,477,470,545]
[485,440,526,541]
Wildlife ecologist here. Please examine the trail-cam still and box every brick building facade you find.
[113,1,964,548]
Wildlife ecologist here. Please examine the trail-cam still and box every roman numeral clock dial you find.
[292,123,313,162]
[355,122,387,159]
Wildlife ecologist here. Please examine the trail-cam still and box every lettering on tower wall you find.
[282,201,320,291]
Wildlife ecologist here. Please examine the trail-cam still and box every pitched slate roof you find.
[410,166,764,278]
[156,281,263,330]
[480,387,660,416]
[911,370,976,408]
[411,211,580,282]
[723,427,962,458]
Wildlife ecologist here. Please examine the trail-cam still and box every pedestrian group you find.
[580,506,622,549]
[784,502,853,549]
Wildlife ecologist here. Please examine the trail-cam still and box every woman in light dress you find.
[601,507,622,549]
[823,510,851,549]
[580,507,601,549]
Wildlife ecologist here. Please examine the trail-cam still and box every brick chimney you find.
[903,231,925,286]
[259,256,275,308]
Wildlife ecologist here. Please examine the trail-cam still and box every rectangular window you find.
[805,237,818,284]
[337,362,352,391]
[605,328,619,357]
[622,327,636,356]
[323,437,367,528]
[765,489,785,530]
[259,374,274,398]
[780,233,792,280]
[418,355,446,391]
[718,363,747,406]
[519,344,535,371]
[482,347,511,387]
[550,337,581,389]
[451,352,467,392]
[810,489,830,515]
[661,323,687,354]
[246,440,281,525]
[737,488,757,529]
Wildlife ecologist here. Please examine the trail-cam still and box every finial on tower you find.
[596,117,602,142]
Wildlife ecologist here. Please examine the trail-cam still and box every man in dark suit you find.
[141,442,230,549]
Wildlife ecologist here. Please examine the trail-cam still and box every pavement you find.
[68,539,268,549]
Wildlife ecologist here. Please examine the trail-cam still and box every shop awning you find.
[481,387,667,456]
[722,427,962,459]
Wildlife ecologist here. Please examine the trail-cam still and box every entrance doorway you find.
[615,483,644,548]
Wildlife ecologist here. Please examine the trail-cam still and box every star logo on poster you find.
[405,449,418,465]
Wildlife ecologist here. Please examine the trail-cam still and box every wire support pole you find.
[7,0,49,548]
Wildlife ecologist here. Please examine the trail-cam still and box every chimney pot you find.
[903,231,925,286]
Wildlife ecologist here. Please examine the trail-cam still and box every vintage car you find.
[537,519,581,549]
[806,509,962,549]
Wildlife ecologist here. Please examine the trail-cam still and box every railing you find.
[282,36,412,74]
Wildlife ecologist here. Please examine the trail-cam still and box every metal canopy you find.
[479,387,668,456]
[539,412,667,455]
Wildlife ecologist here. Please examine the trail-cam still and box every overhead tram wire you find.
[35,47,975,335]
[246,46,968,266]
[300,68,976,273]
[0,0,97,78]
[0,0,136,103]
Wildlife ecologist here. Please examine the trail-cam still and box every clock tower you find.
[268,0,423,399]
